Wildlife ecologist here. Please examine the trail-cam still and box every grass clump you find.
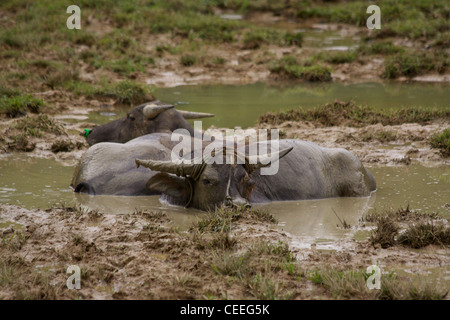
[250,240,295,263]
[191,206,276,233]
[365,206,449,249]
[431,31,450,49]
[397,222,450,249]
[309,268,448,300]
[316,50,357,64]
[1,114,66,152]
[270,56,331,82]
[180,54,197,67]
[105,80,155,105]
[209,239,297,300]
[241,28,302,49]
[13,114,65,137]
[429,129,450,157]
[357,42,404,55]
[259,100,450,127]
[62,79,155,105]
[0,94,44,118]
[370,216,399,248]
[247,273,294,300]
[42,67,80,90]
[211,251,250,279]
[383,50,448,78]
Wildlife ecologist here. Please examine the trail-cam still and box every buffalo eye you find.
[202,179,211,185]
[127,113,135,121]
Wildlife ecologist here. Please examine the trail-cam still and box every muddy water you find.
[85,82,450,128]
[1,155,448,242]
[153,82,450,128]
[256,195,376,248]
[260,164,450,247]
[0,155,74,209]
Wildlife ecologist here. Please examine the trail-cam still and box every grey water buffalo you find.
[84,101,214,145]
[72,133,180,195]
[72,134,376,211]
[135,139,376,211]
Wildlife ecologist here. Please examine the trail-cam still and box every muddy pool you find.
[86,81,450,129]
[1,155,448,246]
[1,80,449,246]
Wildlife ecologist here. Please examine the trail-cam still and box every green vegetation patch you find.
[241,28,302,49]
[383,50,448,79]
[429,129,450,157]
[259,101,450,127]
[64,79,155,105]
[315,50,357,64]
[309,268,448,300]
[270,56,331,81]
[0,94,44,118]
[357,42,404,55]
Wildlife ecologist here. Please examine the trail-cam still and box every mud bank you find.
[0,204,448,300]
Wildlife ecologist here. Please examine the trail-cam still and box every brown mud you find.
[0,204,448,300]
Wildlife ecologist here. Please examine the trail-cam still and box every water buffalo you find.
[72,134,376,211]
[72,133,180,195]
[84,101,214,145]
[135,139,376,211]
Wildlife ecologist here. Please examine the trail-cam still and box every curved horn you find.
[246,146,293,171]
[135,158,200,178]
[177,110,214,119]
[143,103,174,120]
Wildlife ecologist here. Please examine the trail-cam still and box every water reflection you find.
[256,195,375,242]
[74,193,203,230]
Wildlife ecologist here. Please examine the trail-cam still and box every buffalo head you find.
[84,101,214,145]
[135,147,293,211]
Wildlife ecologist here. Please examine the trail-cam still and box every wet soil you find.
[0,203,448,300]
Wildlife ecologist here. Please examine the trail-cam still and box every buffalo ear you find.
[147,173,190,204]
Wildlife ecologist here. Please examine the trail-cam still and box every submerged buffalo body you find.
[72,134,376,211]
[72,133,177,195]
[84,101,214,145]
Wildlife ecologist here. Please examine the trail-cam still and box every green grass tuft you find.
[270,56,331,81]
[383,50,448,79]
[259,101,450,127]
[0,94,44,118]
[429,129,450,157]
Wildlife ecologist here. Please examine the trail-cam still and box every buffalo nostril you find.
[227,196,250,209]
